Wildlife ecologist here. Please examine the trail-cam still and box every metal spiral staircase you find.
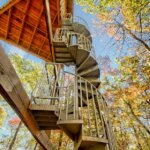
[29,13,117,150]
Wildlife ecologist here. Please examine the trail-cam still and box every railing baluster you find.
[66,87,69,120]
[79,77,83,119]
[74,77,76,119]
[75,70,79,119]
[96,91,106,138]
[32,62,116,148]
[91,85,99,137]
[101,95,116,150]
[85,81,92,136]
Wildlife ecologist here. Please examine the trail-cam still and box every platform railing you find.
[62,13,89,30]
[54,28,92,51]
[53,28,70,43]
[31,63,116,149]
[61,13,73,25]
[31,63,64,105]
[73,16,89,30]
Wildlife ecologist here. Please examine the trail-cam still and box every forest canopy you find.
[76,0,150,149]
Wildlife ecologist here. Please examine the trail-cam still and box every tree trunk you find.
[34,143,38,150]
[58,131,63,150]
[124,100,150,135]
[139,127,150,148]
[123,26,150,51]
[132,126,143,150]
[8,121,22,150]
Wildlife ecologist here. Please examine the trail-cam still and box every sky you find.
[0,0,10,8]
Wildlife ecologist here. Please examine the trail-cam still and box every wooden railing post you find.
[91,85,99,137]
[85,81,92,136]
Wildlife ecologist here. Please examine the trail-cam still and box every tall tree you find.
[77,0,150,52]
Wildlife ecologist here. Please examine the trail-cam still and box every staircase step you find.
[77,56,96,72]
[78,77,101,89]
[55,58,74,63]
[57,120,83,141]
[60,103,74,114]
[72,23,92,42]
[39,126,59,130]
[77,136,108,150]
[55,52,72,58]
[78,78,100,84]
[81,69,100,78]
[55,47,68,53]
[29,104,56,111]
[53,41,66,47]
[35,117,58,122]
[68,45,78,59]
[76,49,89,66]
[78,85,97,95]
[29,104,59,130]
[78,65,99,76]
[78,96,87,107]
[59,113,77,121]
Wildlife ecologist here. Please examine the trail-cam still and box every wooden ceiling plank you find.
[28,6,44,49]
[17,0,30,44]
[5,8,12,39]
[44,0,55,61]
[37,38,47,55]
[14,4,56,24]
[57,0,60,26]
[11,13,48,36]
[0,0,21,15]
[52,13,58,25]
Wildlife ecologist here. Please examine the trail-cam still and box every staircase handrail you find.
[61,13,73,24]
[62,13,89,30]
[53,28,92,51]
[64,70,117,149]
[73,16,89,30]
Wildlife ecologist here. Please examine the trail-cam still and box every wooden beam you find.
[5,8,12,39]
[37,38,47,55]
[44,0,55,62]
[17,0,30,44]
[52,13,58,25]
[0,0,21,15]
[57,0,60,26]
[0,45,52,150]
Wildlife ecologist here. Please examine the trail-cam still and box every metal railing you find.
[61,13,73,25]
[31,63,117,149]
[74,16,89,30]
[62,13,89,30]
[31,63,63,105]
[54,28,92,51]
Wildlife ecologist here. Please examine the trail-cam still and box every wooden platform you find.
[57,120,83,141]
[29,104,59,130]
[76,136,108,150]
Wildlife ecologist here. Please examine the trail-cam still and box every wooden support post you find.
[0,45,52,150]
[85,81,92,136]
[75,68,79,119]
[44,0,55,62]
